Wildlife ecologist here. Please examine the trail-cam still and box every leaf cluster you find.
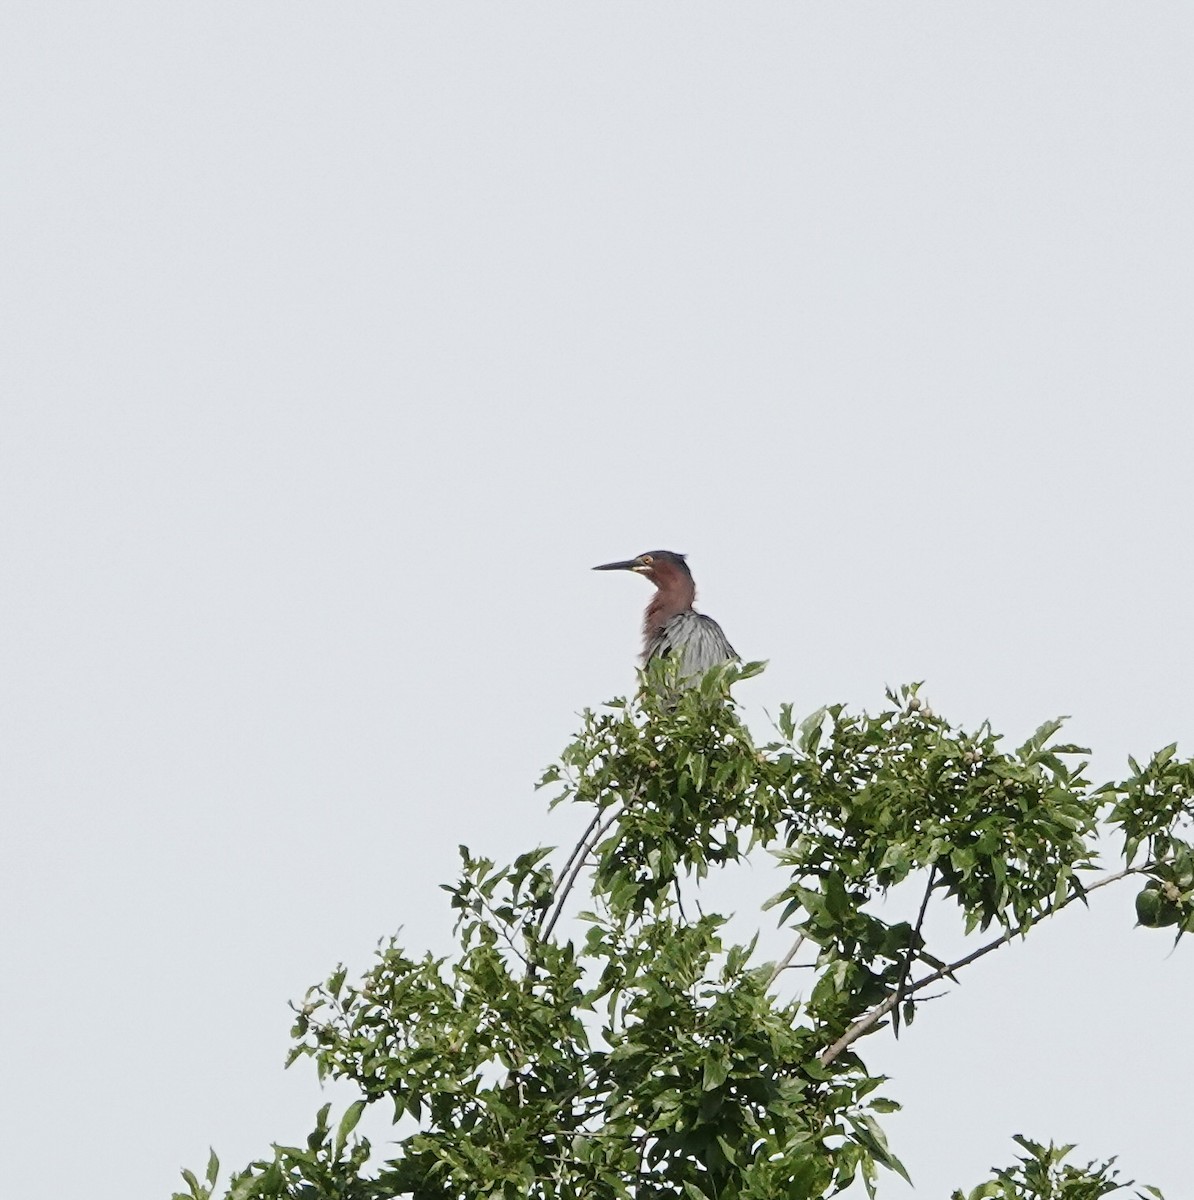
[951,1135,1165,1200]
[1101,745,1194,935]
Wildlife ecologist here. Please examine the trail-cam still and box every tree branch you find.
[819,865,1141,1067]
[767,933,807,988]
[539,807,624,945]
[552,808,609,908]
[891,865,936,1035]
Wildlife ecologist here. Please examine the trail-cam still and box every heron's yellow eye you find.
[639,554,653,566]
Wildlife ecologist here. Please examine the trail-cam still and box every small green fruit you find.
[1135,885,1181,928]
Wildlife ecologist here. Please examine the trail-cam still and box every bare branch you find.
[673,877,689,923]
[892,865,937,1035]
[553,808,609,903]
[904,865,1139,997]
[540,807,624,945]
[523,802,621,948]
[767,933,807,988]
[819,865,1142,1067]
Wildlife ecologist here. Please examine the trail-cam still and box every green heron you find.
[593,550,737,680]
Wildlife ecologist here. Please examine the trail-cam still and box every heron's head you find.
[592,550,692,589]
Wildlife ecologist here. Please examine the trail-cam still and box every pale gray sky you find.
[3,5,1192,1198]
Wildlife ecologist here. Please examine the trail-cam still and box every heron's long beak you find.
[592,559,641,572]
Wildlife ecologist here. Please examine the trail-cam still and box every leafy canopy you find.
[178,662,1189,1200]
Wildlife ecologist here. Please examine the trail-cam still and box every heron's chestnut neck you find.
[642,562,696,649]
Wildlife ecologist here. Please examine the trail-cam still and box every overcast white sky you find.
[3,5,1193,1198]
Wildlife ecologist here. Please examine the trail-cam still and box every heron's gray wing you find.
[647,611,737,682]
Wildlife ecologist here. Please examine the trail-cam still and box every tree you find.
[176,662,1189,1200]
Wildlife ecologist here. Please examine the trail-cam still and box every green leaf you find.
[328,966,346,998]
[1018,717,1066,755]
[702,1044,731,1090]
[1053,864,1070,910]
[799,706,827,751]
[334,1099,367,1156]
[778,703,796,741]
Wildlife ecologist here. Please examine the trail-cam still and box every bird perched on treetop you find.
[593,550,737,681]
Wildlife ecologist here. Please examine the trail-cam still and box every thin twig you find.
[767,933,807,988]
[674,877,688,923]
[892,865,937,1035]
[470,884,531,967]
[523,801,623,947]
[540,808,624,945]
[819,864,1141,1067]
[547,808,608,921]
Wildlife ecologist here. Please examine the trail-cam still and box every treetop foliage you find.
[178,661,1188,1199]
